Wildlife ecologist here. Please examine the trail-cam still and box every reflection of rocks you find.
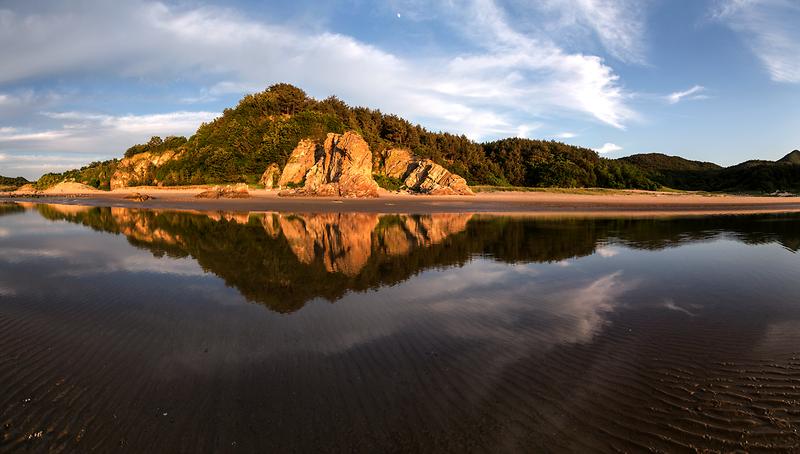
[259,213,473,276]
[278,213,380,275]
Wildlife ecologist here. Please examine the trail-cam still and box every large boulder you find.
[278,139,317,188]
[383,148,414,179]
[280,132,379,198]
[259,163,280,189]
[403,159,472,195]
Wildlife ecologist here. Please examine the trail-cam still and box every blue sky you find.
[0,0,799,179]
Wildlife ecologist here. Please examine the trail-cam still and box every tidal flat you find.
[1,202,800,452]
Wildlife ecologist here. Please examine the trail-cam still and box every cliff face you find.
[381,148,473,195]
[279,132,379,198]
[110,150,181,190]
[272,132,471,197]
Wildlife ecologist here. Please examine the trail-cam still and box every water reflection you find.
[2,203,800,451]
[17,202,800,314]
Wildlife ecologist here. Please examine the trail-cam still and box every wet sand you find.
[2,207,800,451]
[4,187,800,215]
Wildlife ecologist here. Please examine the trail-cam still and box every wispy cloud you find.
[537,0,650,64]
[665,85,708,104]
[594,142,622,154]
[554,131,577,139]
[712,0,800,83]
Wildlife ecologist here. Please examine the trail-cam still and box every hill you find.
[0,175,30,189]
[28,83,797,194]
[777,150,800,165]
[35,83,657,192]
[618,153,722,190]
[621,151,800,193]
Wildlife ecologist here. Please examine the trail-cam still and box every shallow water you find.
[1,202,800,452]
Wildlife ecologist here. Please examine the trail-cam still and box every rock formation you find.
[403,159,472,195]
[195,184,250,199]
[279,132,379,198]
[259,163,280,189]
[381,148,473,195]
[263,132,472,197]
[110,150,181,190]
[383,148,414,179]
[278,139,317,188]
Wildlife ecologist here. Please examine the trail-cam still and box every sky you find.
[0,0,799,180]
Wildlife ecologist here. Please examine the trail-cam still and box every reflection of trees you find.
[0,202,25,217]
[30,203,800,312]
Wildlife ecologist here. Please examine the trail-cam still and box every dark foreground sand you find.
[4,187,800,215]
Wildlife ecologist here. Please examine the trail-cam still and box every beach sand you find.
[4,185,800,215]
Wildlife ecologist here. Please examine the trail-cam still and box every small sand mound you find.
[14,184,38,194]
[42,182,100,194]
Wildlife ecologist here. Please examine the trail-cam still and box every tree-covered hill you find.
[622,150,800,193]
[0,176,30,189]
[35,83,658,191]
[29,83,797,194]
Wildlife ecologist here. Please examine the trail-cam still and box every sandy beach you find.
[4,185,800,215]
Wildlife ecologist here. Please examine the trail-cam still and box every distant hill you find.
[777,150,800,165]
[618,153,721,190]
[0,175,30,189]
[620,151,800,193]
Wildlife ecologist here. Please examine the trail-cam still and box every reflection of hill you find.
[29,203,800,312]
[0,202,25,217]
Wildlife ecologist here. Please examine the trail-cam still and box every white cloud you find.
[712,0,800,83]
[665,85,707,104]
[0,0,635,139]
[594,142,622,154]
[0,110,218,178]
[554,131,577,139]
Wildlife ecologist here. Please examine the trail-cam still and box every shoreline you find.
[4,187,800,215]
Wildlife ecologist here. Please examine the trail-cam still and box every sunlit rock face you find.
[380,149,473,195]
[383,148,414,179]
[279,132,379,197]
[277,139,317,188]
[403,159,473,195]
[111,150,182,189]
[259,163,280,189]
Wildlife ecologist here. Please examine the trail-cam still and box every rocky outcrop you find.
[383,148,414,179]
[278,139,317,188]
[381,149,473,195]
[265,132,471,197]
[111,150,181,190]
[259,163,280,189]
[403,159,472,195]
[280,132,379,198]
